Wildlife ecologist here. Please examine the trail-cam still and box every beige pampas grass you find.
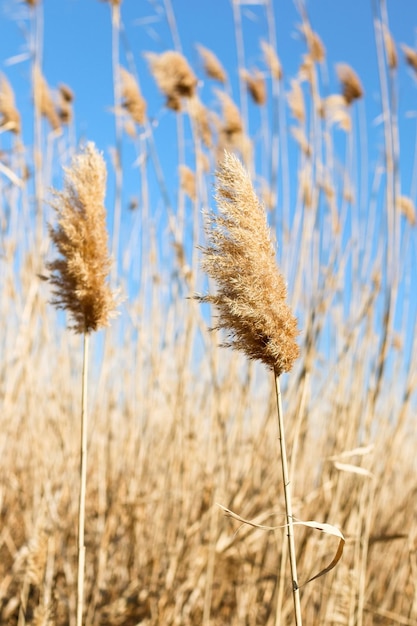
[402,44,417,74]
[120,67,146,125]
[34,65,61,132]
[197,44,227,84]
[261,40,282,80]
[397,195,416,226]
[188,96,212,147]
[179,164,196,202]
[198,153,302,625]
[300,23,326,63]
[146,50,197,111]
[47,142,117,333]
[288,79,305,124]
[241,69,267,106]
[381,24,397,69]
[58,83,74,125]
[336,63,364,105]
[0,73,21,133]
[197,151,299,374]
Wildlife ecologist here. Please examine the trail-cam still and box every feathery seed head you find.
[47,142,118,334]
[197,152,299,374]
[188,96,212,147]
[120,67,146,125]
[58,84,74,125]
[397,196,416,226]
[336,64,363,105]
[288,79,305,124]
[179,165,196,201]
[34,65,62,132]
[381,24,397,69]
[402,44,417,74]
[300,23,325,63]
[241,69,267,106]
[146,51,197,111]
[261,40,282,81]
[197,44,227,84]
[0,73,21,134]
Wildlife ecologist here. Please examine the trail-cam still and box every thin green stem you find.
[274,372,302,626]
[77,332,89,626]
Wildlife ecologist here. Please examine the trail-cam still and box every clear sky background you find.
[1,0,416,175]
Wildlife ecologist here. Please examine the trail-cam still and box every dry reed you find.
[401,44,417,74]
[33,65,62,132]
[241,69,267,106]
[0,73,21,134]
[146,50,197,111]
[197,151,299,374]
[336,63,364,105]
[197,44,227,83]
[261,40,282,80]
[120,67,146,126]
[46,142,117,333]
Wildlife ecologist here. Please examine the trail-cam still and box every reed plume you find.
[34,65,61,132]
[402,44,417,74]
[197,44,227,83]
[261,40,282,81]
[120,66,146,125]
[197,152,301,624]
[47,143,117,333]
[336,63,364,105]
[58,83,74,125]
[0,73,21,133]
[46,142,117,626]
[381,24,397,69]
[197,151,299,374]
[146,50,197,111]
[240,69,266,106]
[179,164,196,202]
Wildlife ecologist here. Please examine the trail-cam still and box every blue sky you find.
[1,0,416,159]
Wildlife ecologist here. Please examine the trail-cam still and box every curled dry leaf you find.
[218,504,345,586]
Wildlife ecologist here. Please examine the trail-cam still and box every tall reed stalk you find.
[45,143,117,626]
[197,151,301,624]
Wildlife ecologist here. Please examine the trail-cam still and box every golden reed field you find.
[0,0,417,624]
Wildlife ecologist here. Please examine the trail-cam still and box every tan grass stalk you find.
[120,66,146,125]
[197,44,227,84]
[146,50,197,111]
[197,152,301,623]
[0,73,21,134]
[336,63,364,105]
[46,143,117,626]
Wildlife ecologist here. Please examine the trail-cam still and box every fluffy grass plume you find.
[146,50,197,111]
[120,66,146,125]
[198,151,299,375]
[47,142,117,333]
[0,73,21,133]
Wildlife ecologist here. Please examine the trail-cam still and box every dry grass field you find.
[1,1,417,624]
